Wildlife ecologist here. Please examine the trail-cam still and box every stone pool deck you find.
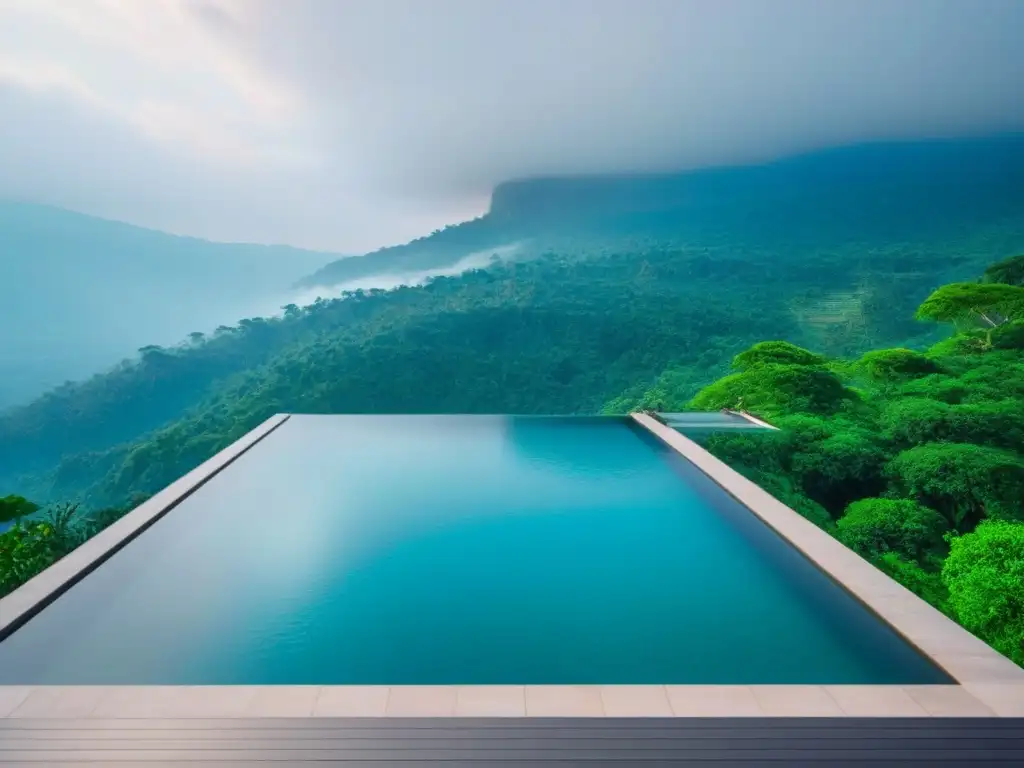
[0,683,1021,719]
[0,412,1021,727]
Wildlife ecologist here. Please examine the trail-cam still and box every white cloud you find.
[0,0,1022,252]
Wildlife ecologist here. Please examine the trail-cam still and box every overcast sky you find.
[1,0,1023,253]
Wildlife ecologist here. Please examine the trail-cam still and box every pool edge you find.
[630,413,1024,709]
[0,683,1020,718]
[0,413,292,641]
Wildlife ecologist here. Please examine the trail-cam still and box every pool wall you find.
[0,414,291,641]
[0,412,1021,719]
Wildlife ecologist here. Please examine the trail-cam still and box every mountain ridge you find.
[300,134,1024,289]
[0,203,341,408]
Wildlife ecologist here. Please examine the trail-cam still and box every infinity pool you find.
[0,415,948,684]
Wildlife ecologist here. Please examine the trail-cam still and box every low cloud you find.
[1,0,1023,252]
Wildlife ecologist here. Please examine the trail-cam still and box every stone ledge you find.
[0,414,291,638]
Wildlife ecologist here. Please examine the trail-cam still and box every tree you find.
[187,331,206,345]
[991,320,1024,350]
[982,254,1024,287]
[732,341,826,370]
[880,399,1024,451]
[790,431,888,513]
[836,498,947,562]
[856,348,939,382]
[0,495,39,523]
[943,521,1024,665]
[0,522,55,597]
[916,283,1024,347]
[689,363,853,417]
[881,398,951,445]
[886,443,1024,530]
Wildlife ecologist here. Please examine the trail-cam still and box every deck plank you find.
[0,717,1020,765]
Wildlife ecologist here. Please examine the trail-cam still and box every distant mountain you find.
[0,204,336,408]
[300,135,1024,289]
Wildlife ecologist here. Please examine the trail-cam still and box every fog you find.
[1,0,1022,252]
[276,243,525,311]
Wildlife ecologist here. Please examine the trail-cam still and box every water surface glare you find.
[0,415,949,684]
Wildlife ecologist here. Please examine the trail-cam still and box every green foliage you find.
[887,443,1024,530]
[689,362,854,417]
[880,398,951,444]
[856,348,939,382]
[897,374,968,403]
[0,522,55,598]
[915,282,1024,331]
[732,341,826,370]
[837,498,947,561]
[982,254,1024,286]
[881,398,1024,451]
[943,521,1024,665]
[790,431,888,513]
[991,320,1024,349]
[0,495,39,523]
[0,497,139,598]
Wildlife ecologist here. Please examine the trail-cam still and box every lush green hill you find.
[0,204,336,408]
[301,135,1024,288]
[2,234,1016,509]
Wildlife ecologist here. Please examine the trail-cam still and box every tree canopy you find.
[943,521,1024,665]
[982,254,1024,287]
[836,498,947,561]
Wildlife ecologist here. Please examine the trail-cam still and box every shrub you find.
[943,521,1024,665]
[837,498,947,561]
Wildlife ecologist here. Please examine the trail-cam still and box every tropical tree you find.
[943,521,1024,665]
[982,254,1024,287]
[732,341,826,370]
[856,348,939,382]
[689,363,853,417]
[886,443,1024,529]
[916,283,1024,347]
[0,495,39,523]
[836,498,947,562]
[790,431,888,513]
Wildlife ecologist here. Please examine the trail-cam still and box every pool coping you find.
[723,408,779,430]
[0,413,291,641]
[0,413,1020,719]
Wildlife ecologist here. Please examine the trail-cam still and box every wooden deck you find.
[1,717,1021,765]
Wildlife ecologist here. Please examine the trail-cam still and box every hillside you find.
[0,204,336,408]
[301,135,1024,288]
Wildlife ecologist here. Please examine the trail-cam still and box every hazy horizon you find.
[2,0,1023,252]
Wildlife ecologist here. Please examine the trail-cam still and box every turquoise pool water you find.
[0,415,948,684]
